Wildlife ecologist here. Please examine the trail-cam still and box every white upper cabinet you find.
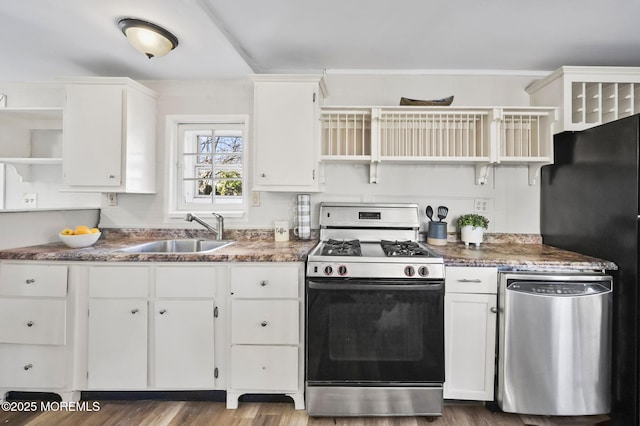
[63,78,157,193]
[527,66,640,132]
[252,75,325,192]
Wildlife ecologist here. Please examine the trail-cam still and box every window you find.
[167,115,248,217]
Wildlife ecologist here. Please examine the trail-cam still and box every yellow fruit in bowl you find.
[74,225,91,235]
[90,228,100,234]
[60,228,74,236]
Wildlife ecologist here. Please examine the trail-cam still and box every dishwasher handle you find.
[507,280,612,296]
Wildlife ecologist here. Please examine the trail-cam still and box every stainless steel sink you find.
[119,239,234,254]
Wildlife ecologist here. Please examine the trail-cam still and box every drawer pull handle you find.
[25,279,35,284]
[24,364,33,371]
[131,309,139,314]
[26,321,34,327]
[260,280,268,287]
[108,174,116,179]
[159,309,167,315]
[261,321,268,327]
[457,279,482,283]
[490,307,498,313]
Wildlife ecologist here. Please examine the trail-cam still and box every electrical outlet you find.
[23,193,37,208]
[252,191,260,207]
[474,198,489,213]
[107,193,118,206]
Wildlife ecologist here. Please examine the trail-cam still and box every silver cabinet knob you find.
[490,307,498,313]
[159,309,167,315]
[260,280,268,287]
[261,173,266,178]
[26,321,34,327]
[24,364,33,371]
[261,321,268,327]
[131,308,139,314]
[25,279,35,284]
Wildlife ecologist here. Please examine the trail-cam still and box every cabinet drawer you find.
[230,345,298,391]
[0,263,67,297]
[0,344,66,388]
[446,267,497,294]
[231,300,299,345]
[89,266,149,297]
[0,299,66,345]
[230,266,299,298]
[155,266,215,298]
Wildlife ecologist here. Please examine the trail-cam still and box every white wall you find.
[2,72,547,238]
[0,208,100,249]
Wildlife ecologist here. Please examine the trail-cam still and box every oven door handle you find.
[308,281,444,291]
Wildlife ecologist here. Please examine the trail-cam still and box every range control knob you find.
[404,266,416,277]
[338,265,348,276]
[418,266,430,277]
[324,265,333,276]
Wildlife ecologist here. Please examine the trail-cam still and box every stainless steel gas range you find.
[305,202,445,418]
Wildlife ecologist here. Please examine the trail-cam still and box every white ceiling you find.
[2,0,640,81]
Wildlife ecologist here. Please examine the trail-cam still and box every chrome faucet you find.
[185,213,224,240]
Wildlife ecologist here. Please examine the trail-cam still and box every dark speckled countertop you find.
[427,242,617,271]
[0,229,617,270]
[0,228,318,263]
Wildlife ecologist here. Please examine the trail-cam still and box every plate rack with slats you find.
[320,106,556,185]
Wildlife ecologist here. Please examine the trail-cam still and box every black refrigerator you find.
[541,114,640,425]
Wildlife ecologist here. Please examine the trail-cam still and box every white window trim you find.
[165,114,249,221]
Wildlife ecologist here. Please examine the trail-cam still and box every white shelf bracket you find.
[369,162,379,184]
[475,164,491,185]
[528,164,544,186]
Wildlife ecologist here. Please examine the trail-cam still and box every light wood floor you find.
[0,400,611,426]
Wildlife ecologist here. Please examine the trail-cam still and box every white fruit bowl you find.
[59,232,101,248]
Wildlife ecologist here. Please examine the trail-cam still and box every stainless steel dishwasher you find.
[497,271,613,416]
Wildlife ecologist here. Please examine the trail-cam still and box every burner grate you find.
[380,240,430,257]
[322,239,362,256]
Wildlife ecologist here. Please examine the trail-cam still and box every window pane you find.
[214,178,242,196]
[215,136,243,153]
[197,179,213,196]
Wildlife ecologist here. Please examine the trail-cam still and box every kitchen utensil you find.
[426,206,434,221]
[437,206,448,222]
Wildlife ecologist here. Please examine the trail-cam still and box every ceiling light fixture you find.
[118,18,179,59]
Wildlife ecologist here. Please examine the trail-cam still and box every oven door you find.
[306,278,444,384]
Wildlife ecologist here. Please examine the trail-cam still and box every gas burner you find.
[321,239,362,256]
[381,240,430,257]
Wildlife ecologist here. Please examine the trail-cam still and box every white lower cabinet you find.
[154,300,215,388]
[88,298,148,389]
[227,263,305,410]
[0,260,305,407]
[444,267,498,401]
[0,261,78,402]
[86,264,220,391]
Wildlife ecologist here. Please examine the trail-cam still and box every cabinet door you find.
[87,299,147,389]
[63,84,123,187]
[154,300,215,388]
[254,81,319,190]
[230,345,298,391]
[444,293,497,401]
